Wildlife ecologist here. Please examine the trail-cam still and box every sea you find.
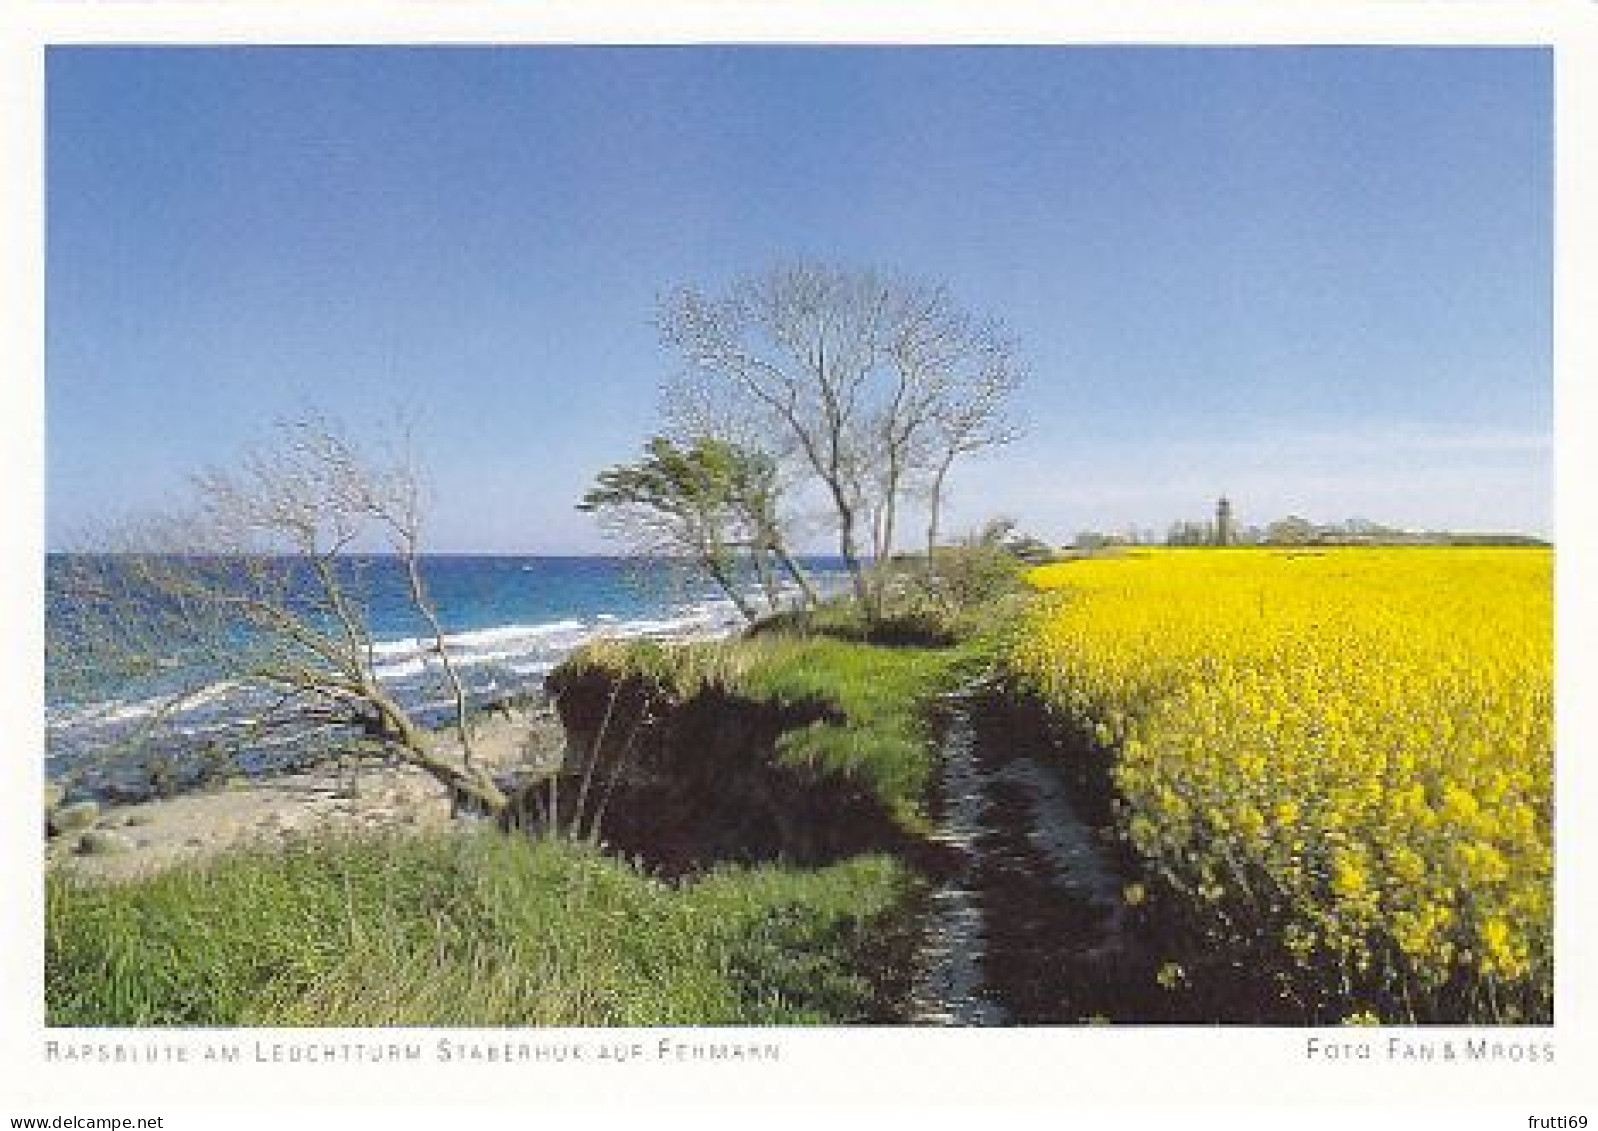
[46,554,839,800]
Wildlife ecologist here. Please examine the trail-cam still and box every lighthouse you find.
[1216,497,1234,546]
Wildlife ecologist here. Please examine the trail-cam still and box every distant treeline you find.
[1071,517,1548,551]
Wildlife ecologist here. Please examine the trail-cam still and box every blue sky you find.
[46,46,1553,551]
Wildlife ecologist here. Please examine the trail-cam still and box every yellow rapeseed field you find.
[1008,546,1553,1022]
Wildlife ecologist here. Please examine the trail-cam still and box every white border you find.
[3,2,1595,1124]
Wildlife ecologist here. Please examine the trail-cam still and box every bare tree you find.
[657,261,1023,621]
[48,418,515,819]
[724,442,821,610]
[658,263,887,612]
[876,282,1023,600]
[918,320,1024,576]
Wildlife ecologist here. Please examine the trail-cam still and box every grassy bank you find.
[562,626,989,834]
[48,605,986,1027]
[48,827,914,1026]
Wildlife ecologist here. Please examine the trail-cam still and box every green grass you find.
[563,617,991,833]
[740,636,980,832]
[47,828,915,1026]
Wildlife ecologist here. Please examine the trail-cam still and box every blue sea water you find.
[46,554,836,797]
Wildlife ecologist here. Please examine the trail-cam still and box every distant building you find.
[1216,496,1235,546]
[1265,515,1316,545]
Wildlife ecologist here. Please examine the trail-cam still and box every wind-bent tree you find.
[48,418,516,819]
[659,370,820,609]
[656,260,1023,621]
[577,435,812,621]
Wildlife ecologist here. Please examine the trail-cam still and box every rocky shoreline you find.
[45,706,566,884]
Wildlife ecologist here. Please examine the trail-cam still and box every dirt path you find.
[47,707,563,884]
[907,698,1008,1024]
[909,683,1156,1025]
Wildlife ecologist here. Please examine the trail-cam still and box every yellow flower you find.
[1331,852,1368,900]
[1008,545,1552,1017]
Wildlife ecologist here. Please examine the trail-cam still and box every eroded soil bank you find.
[545,665,918,876]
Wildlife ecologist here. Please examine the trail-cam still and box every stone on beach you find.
[77,829,135,856]
[51,801,100,835]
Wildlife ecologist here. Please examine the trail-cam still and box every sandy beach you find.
[46,706,567,884]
